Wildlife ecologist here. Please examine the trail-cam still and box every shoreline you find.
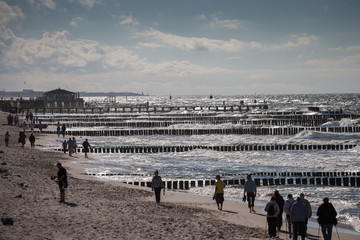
[1,111,359,240]
[37,133,360,239]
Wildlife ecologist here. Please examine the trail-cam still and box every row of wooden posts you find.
[84,174,360,189]
[26,104,269,114]
[54,143,357,154]
[43,125,360,137]
[84,171,360,178]
[38,112,360,128]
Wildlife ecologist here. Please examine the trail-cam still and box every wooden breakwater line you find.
[37,112,360,128]
[22,103,268,114]
[42,125,360,137]
[84,172,360,189]
[52,143,358,154]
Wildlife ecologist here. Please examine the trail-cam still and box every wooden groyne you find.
[41,125,360,137]
[21,103,268,114]
[37,112,360,128]
[84,171,360,189]
[51,143,358,154]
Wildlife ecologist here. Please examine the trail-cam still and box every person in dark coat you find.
[265,196,280,238]
[82,139,91,158]
[274,190,285,231]
[29,133,35,148]
[317,197,337,240]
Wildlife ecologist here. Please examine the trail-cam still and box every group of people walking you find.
[61,138,91,158]
[265,191,337,240]
[215,174,338,240]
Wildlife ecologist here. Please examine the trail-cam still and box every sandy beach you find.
[1,111,359,240]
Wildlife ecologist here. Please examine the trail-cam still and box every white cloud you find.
[0,2,24,26]
[119,15,139,26]
[225,56,243,60]
[346,45,360,51]
[137,29,254,52]
[137,29,317,52]
[198,14,206,20]
[70,16,84,27]
[303,53,360,68]
[28,0,56,10]
[77,0,100,8]
[0,29,222,78]
[269,34,319,50]
[40,0,56,10]
[209,17,243,29]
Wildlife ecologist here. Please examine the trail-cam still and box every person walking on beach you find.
[57,124,61,137]
[22,121,27,132]
[284,194,296,238]
[274,190,285,231]
[300,193,312,235]
[72,137,77,154]
[214,175,225,210]
[29,133,35,148]
[244,174,257,213]
[56,163,68,203]
[5,131,10,147]
[265,196,280,238]
[61,124,66,138]
[62,140,67,154]
[82,139,91,158]
[151,170,164,204]
[290,197,307,240]
[317,197,337,240]
[67,138,73,156]
[18,131,26,148]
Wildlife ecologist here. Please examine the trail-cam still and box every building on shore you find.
[40,88,84,108]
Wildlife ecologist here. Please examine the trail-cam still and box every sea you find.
[38,93,360,234]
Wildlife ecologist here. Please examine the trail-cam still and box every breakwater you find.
[84,171,360,189]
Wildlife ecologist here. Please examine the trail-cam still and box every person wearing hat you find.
[151,170,164,204]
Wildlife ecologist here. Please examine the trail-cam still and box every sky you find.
[0,0,360,95]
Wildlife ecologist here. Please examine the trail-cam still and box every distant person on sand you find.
[56,163,68,203]
[265,196,280,238]
[284,194,296,238]
[317,197,337,240]
[151,170,164,204]
[67,138,73,156]
[5,132,10,147]
[22,121,27,132]
[29,133,35,148]
[72,137,77,154]
[18,131,26,148]
[5,131,10,147]
[244,174,257,213]
[214,175,225,210]
[39,122,43,133]
[61,124,66,138]
[57,125,61,137]
[82,139,91,158]
[62,140,67,154]
[290,197,307,240]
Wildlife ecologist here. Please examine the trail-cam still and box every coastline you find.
[1,111,359,240]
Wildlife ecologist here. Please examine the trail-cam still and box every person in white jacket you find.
[284,194,296,238]
[265,196,280,238]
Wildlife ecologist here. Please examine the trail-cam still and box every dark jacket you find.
[317,202,337,225]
